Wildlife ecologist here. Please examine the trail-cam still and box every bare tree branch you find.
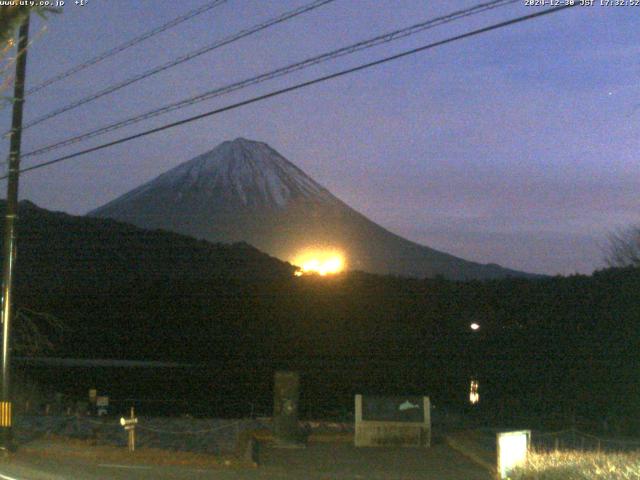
[12,307,65,356]
[604,225,640,268]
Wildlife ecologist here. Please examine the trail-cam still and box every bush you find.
[510,450,640,480]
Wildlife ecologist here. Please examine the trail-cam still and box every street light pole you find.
[469,323,480,407]
[1,14,30,452]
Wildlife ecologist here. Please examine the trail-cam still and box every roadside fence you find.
[532,427,640,453]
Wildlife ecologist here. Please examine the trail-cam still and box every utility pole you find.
[1,14,30,452]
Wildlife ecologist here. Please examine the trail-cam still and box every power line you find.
[23,0,519,159]
[18,0,337,132]
[7,4,577,180]
[24,0,228,97]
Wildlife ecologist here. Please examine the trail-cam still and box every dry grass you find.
[510,449,640,480]
[20,434,256,469]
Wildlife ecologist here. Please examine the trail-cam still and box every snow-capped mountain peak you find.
[128,138,337,209]
[90,138,531,280]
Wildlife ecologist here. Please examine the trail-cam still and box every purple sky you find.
[1,1,638,275]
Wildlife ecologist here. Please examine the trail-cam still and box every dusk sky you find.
[1,0,638,276]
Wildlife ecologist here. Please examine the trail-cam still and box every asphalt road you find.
[0,443,491,479]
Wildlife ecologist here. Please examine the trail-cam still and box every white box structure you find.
[354,394,431,447]
[497,430,531,479]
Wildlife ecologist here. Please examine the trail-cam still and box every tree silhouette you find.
[605,224,640,268]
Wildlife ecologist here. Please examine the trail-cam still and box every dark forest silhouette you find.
[4,201,639,433]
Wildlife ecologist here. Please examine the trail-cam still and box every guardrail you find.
[533,427,640,453]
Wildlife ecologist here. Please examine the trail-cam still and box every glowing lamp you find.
[470,323,480,331]
[469,379,479,405]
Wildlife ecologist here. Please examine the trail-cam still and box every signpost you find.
[120,407,138,452]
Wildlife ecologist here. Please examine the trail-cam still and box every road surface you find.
[0,442,491,479]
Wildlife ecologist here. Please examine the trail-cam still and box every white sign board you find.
[354,394,431,447]
[497,430,530,479]
[96,396,109,416]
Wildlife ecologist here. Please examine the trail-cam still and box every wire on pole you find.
[24,0,228,96]
[0,13,30,452]
[7,4,577,179]
[17,0,337,131]
[22,0,519,158]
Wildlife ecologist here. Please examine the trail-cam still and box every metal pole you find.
[1,14,30,452]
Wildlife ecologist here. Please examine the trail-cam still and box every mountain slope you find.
[90,138,530,280]
[10,199,294,292]
[1,200,295,359]
[1,201,633,425]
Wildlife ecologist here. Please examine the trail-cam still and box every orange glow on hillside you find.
[293,249,345,276]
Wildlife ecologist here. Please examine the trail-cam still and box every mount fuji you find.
[89,138,529,280]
